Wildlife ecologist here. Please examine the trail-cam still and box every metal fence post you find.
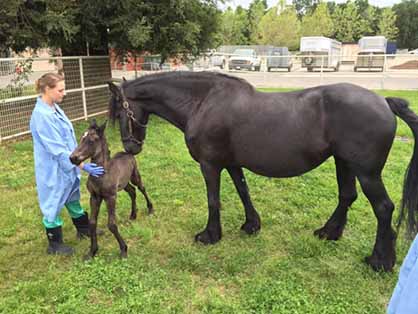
[381,54,387,90]
[79,57,88,120]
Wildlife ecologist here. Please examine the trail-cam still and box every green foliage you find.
[301,2,333,37]
[247,0,267,44]
[1,0,221,60]
[257,6,301,50]
[218,7,249,45]
[331,1,370,42]
[1,89,417,313]
[393,0,418,49]
[4,58,34,97]
[378,8,399,41]
[292,0,320,18]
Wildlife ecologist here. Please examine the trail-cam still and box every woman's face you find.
[45,80,65,104]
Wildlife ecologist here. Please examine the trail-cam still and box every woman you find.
[387,234,418,314]
[30,73,104,256]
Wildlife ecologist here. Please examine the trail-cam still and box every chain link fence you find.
[2,52,417,142]
[0,56,111,142]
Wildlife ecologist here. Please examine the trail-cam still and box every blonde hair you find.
[35,73,64,93]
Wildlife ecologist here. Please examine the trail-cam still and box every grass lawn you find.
[0,88,417,313]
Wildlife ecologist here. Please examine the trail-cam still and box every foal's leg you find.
[195,162,222,244]
[86,194,102,260]
[227,166,261,234]
[104,195,128,258]
[124,183,138,220]
[357,174,396,272]
[314,157,357,240]
[131,167,154,215]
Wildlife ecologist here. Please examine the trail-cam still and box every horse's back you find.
[186,81,396,177]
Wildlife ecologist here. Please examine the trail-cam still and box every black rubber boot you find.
[46,226,74,256]
[72,212,104,239]
[72,212,90,239]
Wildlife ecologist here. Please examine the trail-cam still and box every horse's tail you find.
[386,97,418,237]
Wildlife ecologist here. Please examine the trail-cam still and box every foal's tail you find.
[386,97,418,238]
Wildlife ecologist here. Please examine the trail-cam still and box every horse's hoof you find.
[364,254,395,272]
[83,253,94,261]
[195,229,221,245]
[147,207,154,215]
[313,225,343,241]
[120,251,128,259]
[129,212,137,220]
[241,220,261,235]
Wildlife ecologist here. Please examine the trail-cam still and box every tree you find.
[363,5,381,36]
[1,0,222,61]
[378,8,398,41]
[257,6,300,50]
[331,1,369,42]
[326,1,337,15]
[218,6,249,45]
[292,0,320,18]
[247,0,267,44]
[354,0,369,14]
[106,0,222,62]
[300,2,333,37]
[393,0,418,49]
[0,1,78,54]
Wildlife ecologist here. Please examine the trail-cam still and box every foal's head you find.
[70,120,107,166]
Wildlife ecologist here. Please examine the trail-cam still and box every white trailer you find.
[300,37,342,71]
[354,36,387,72]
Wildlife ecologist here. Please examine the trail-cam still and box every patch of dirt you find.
[390,60,418,69]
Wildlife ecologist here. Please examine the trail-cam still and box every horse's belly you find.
[236,146,331,178]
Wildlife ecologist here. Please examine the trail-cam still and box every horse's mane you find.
[124,71,253,89]
[108,71,254,123]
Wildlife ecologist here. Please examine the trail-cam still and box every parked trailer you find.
[266,47,292,72]
[354,36,387,72]
[300,37,341,72]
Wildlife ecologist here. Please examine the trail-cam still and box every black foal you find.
[70,120,153,259]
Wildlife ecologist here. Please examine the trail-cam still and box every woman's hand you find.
[79,162,105,177]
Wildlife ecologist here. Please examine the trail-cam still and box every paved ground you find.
[112,66,418,90]
[2,67,416,92]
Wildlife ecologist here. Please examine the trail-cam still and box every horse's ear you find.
[98,121,107,135]
[107,81,121,97]
[122,77,127,82]
[89,119,98,128]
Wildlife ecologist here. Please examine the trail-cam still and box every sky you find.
[219,0,402,10]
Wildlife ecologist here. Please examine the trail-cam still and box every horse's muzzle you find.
[123,141,142,155]
[69,155,82,165]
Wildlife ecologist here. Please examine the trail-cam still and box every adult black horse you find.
[108,71,418,271]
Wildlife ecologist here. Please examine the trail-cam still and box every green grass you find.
[0,88,417,313]
[0,84,36,100]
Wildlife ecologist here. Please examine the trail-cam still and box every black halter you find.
[120,87,147,146]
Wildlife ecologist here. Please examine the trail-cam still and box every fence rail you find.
[0,56,111,143]
[2,53,418,142]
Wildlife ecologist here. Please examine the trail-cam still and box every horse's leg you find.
[131,167,154,215]
[227,166,261,234]
[104,195,128,258]
[195,162,222,244]
[124,183,138,220]
[85,194,102,260]
[357,174,396,271]
[314,157,357,240]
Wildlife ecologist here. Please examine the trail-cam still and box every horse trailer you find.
[300,37,341,72]
[266,47,292,72]
[354,36,387,72]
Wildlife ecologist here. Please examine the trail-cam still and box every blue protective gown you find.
[387,234,418,314]
[30,97,81,223]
